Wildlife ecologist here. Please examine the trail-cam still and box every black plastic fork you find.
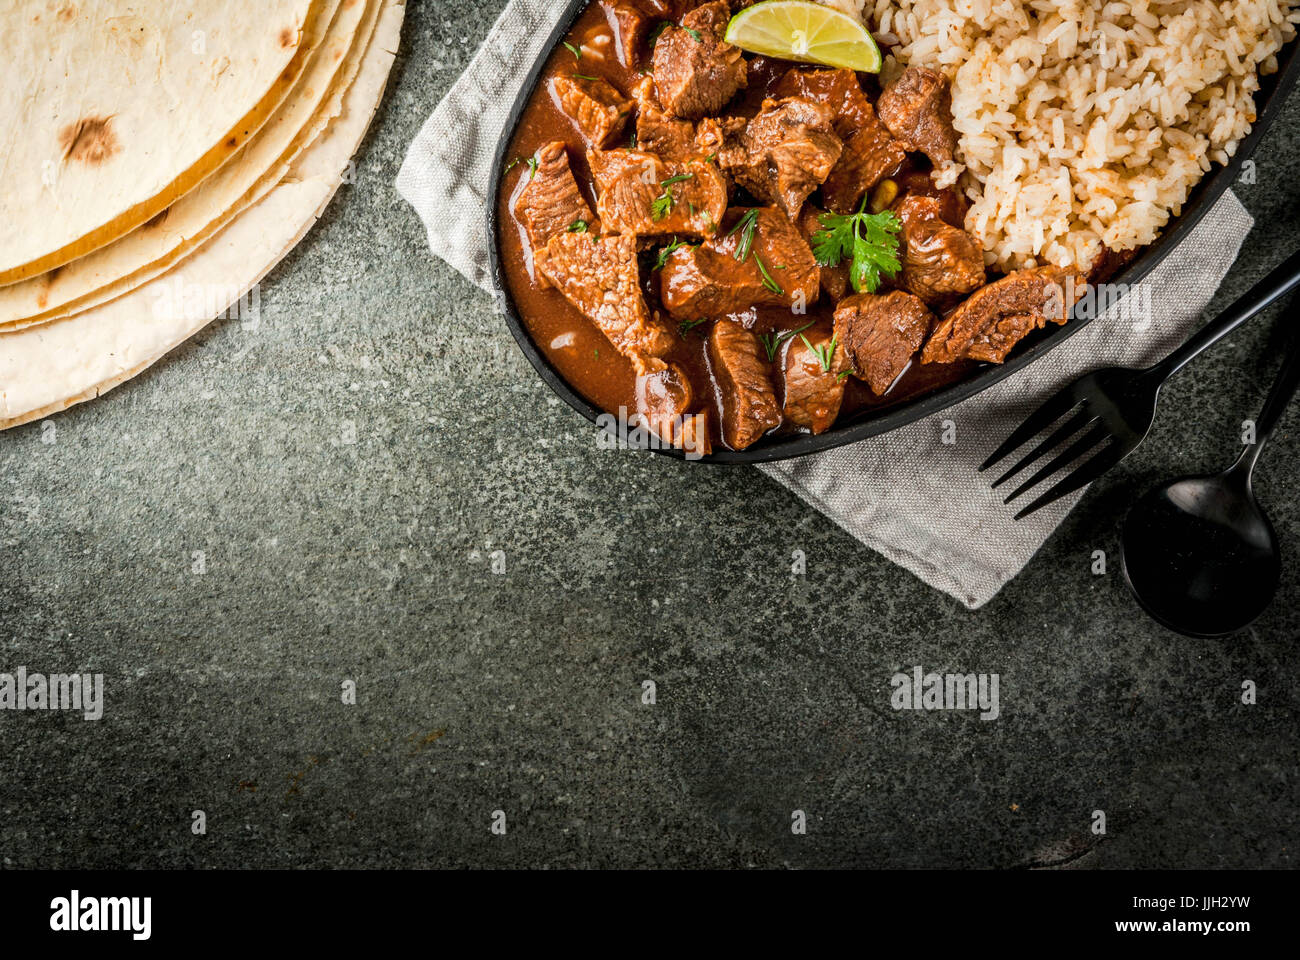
[982,247,1300,520]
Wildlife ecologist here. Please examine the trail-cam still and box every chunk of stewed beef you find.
[658,207,820,320]
[821,103,908,215]
[601,2,652,68]
[833,291,933,395]
[772,67,874,138]
[636,363,713,457]
[551,75,634,149]
[590,149,727,240]
[536,232,675,373]
[877,67,960,172]
[630,75,691,156]
[631,76,744,162]
[782,326,849,434]
[771,65,906,215]
[921,266,1086,365]
[896,169,969,228]
[635,103,695,159]
[717,97,842,220]
[894,195,985,305]
[652,1,747,120]
[709,319,782,450]
[515,142,595,262]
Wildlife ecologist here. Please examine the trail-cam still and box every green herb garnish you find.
[678,317,709,336]
[800,333,840,374]
[758,322,815,362]
[564,41,582,60]
[811,198,901,293]
[753,252,783,295]
[573,73,600,81]
[684,26,703,42]
[568,220,589,233]
[654,237,691,270]
[506,155,539,179]
[651,192,674,221]
[725,209,759,262]
[651,173,693,222]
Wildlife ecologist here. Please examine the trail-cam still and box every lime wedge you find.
[725,1,882,73]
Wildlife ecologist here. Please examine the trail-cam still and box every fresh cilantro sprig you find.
[651,192,673,221]
[811,198,901,293]
[651,172,694,222]
[678,317,709,336]
[564,41,582,60]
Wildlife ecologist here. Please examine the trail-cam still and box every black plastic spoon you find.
[1121,322,1300,637]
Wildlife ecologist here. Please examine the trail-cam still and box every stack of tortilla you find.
[0,0,405,428]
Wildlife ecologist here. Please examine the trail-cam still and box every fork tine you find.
[991,407,1096,489]
[1012,440,1128,520]
[1003,423,1111,505]
[979,389,1084,472]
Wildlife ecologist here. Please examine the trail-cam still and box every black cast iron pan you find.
[488,0,1300,464]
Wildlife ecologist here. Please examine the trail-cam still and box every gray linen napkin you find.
[397,0,1255,608]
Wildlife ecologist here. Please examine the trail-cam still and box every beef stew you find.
[492,0,1299,460]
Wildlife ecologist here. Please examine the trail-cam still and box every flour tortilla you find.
[0,0,405,428]
[0,0,329,286]
[0,0,377,332]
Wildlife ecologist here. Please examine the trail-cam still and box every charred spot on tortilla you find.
[35,265,62,309]
[57,4,77,22]
[59,116,119,166]
[145,207,170,230]
[279,27,296,48]
[226,135,238,149]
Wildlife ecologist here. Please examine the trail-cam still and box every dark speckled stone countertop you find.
[0,0,1296,869]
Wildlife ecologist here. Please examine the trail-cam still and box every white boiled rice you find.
[867,0,1300,272]
[817,0,871,17]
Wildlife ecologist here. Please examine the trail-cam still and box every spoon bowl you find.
[1121,464,1281,638]
[1121,294,1299,638]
